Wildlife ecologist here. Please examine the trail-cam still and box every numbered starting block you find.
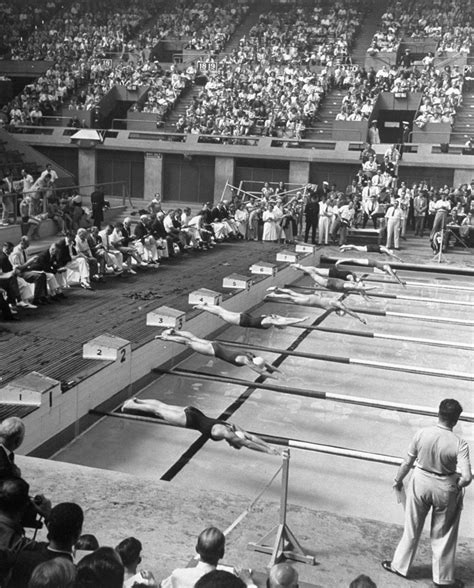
[146,306,186,330]
[188,288,222,306]
[295,243,316,254]
[0,371,60,405]
[83,334,131,362]
[249,261,277,277]
[222,274,252,291]
[276,250,299,263]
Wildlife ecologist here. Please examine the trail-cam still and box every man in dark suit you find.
[304,193,319,244]
[90,186,106,229]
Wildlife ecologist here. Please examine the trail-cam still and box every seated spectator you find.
[110,223,146,275]
[76,546,124,588]
[161,527,226,588]
[8,238,50,305]
[115,537,156,588]
[9,502,84,587]
[27,558,77,588]
[99,225,125,273]
[75,229,101,281]
[132,216,162,263]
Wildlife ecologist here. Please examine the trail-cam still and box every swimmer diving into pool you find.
[194,303,309,329]
[265,286,367,324]
[335,257,406,287]
[290,263,375,300]
[122,398,280,455]
[156,329,281,379]
[339,244,403,262]
[290,263,360,283]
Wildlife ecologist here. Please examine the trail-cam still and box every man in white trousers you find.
[382,398,471,587]
[385,199,403,249]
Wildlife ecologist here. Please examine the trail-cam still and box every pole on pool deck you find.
[287,323,474,352]
[154,367,474,422]
[215,339,473,381]
[320,254,474,277]
[248,449,316,567]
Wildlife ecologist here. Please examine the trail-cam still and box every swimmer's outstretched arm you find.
[241,355,282,380]
[379,246,403,262]
[332,301,367,325]
[382,264,407,287]
[229,424,281,455]
[156,328,203,344]
[194,303,241,325]
[290,263,327,286]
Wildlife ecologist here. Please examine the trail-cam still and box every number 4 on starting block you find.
[83,334,131,362]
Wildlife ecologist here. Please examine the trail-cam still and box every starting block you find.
[276,250,299,263]
[0,371,60,405]
[188,288,222,306]
[222,274,252,291]
[295,243,316,254]
[147,306,186,330]
[249,261,277,277]
[83,334,131,362]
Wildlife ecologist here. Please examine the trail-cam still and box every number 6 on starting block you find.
[83,334,131,362]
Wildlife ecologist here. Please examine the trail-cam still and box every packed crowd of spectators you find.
[174,0,367,137]
[367,0,472,56]
[0,417,379,587]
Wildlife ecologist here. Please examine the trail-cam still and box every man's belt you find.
[417,466,455,477]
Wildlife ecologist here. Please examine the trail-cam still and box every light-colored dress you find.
[262,210,278,241]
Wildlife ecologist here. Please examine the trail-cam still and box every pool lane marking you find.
[158,308,335,482]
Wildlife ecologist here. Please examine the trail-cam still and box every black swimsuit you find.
[328,266,356,281]
[184,406,229,440]
[211,341,244,365]
[239,313,265,328]
[366,244,382,253]
[326,277,346,290]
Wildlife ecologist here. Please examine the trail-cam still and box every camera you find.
[22,495,45,529]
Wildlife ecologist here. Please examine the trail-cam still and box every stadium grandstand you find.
[0,0,473,586]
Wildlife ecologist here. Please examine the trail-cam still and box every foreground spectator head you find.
[115,536,142,573]
[267,563,299,587]
[27,558,76,588]
[196,527,225,565]
[438,398,463,427]
[195,570,246,588]
[47,503,84,548]
[0,417,25,451]
[349,574,377,588]
[76,534,99,552]
[76,547,124,588]
[0,477,30,517]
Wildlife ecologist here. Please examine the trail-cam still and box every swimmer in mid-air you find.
[291,263,360,283]
[122,397,280,455]
[156,329,281,379]
[339,244,403,262]
[335,257,406,287]
[194,303,309,329]
[265,287,367,324]
[290,263,375,300]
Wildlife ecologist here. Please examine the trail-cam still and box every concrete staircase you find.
[350,0,391,66]
[450,54,474,144]
[161,1,269,132]
[304,0,391,140]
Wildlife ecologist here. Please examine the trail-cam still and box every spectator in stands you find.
[76,547,124,588]
[90,186,106,229]
[110,222,145,275]
[99,225,125,273]
[115,537,156,588]
[0,418,25,479]
[27,558,77,588]
[161,527,226,588]
[0,478,32,551]
[7,238,49,305]
[76,534,99,553]
[46,195,65,236]
[385,199,403,249]
[430,192,452,239]
[51,238,93,290]
[0,172,14,226]
[133,215,162,264]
